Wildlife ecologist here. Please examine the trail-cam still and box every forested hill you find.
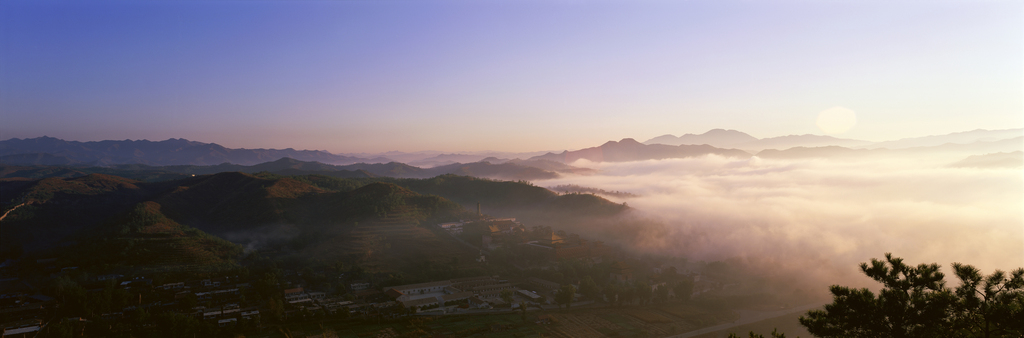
[0,172,468,269]
[0,171,628,271]
[0,157,567,181]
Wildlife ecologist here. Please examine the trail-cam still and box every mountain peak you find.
[618,138,641,145]
[643,129,757,147]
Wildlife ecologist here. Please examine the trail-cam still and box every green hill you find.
[1,170,628,275]
[74,201,243,272]
[0,171,475,273]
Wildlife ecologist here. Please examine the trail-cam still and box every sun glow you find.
[817,107,858,135]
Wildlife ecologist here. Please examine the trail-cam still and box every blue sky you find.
[2,0,1021,153]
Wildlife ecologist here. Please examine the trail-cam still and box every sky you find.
[1,0,1021,153]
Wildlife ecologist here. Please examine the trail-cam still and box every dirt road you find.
[0,202,28,222]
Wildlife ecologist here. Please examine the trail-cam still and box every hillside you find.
[152,172,324,233]
[395,174,628,218]
[0,157,566,182]
[426,161,559,180]
[73,201,243,272]
[947,151,1023,169]
[0,172,473,272]
[0,164,192,181]
[0,174,178,255]
[1,168,632,275]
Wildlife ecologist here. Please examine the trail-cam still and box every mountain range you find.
[3,128,1021,171]
[528,138,751,163]
[643,128,1022,152]
[643,129,871,151]
[0,137,391,166]
[754,136,1024,161]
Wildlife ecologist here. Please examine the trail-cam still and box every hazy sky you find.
[2,0,1021,153]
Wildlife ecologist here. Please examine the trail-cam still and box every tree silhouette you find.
[799,253,1024,338]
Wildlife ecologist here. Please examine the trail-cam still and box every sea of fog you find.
[535,155,1023,288]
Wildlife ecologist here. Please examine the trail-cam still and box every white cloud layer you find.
[536,155,1023,287]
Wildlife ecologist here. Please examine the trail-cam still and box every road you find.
[667,303,824,338]
[0,202,28,222]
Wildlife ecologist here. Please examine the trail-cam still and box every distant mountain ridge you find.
[529,138,751,163]
[754,137,1024,160]
[861,128,1023,149]
[947,151,1023,169]
[0,136,391,166]
[644,129,758,147]
[643,129,870,151]
[738,134,872,151]
[644,128,1022,152]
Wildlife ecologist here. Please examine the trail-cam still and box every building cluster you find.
[439,218,527,249]
[279,287,368,319]
[523,230,608,261]
[164,277,259,327]
[2,258,62,337]
[384,275,555,312]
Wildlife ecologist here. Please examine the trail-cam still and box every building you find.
[438,222,465,234]
[385,281,452,302]
[468,296,489,309]
[471,283,514,293]
[516,289,542,301]
[401,297,439,310]
[349,280,371,291]
[539,233,566,246]
[490,220,523,235]
[440,291,474,306]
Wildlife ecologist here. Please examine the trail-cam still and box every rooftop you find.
[401,297,440,308]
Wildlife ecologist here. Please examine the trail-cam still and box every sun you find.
[816,107,857,135]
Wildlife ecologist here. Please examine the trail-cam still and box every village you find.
[0,214,744,338]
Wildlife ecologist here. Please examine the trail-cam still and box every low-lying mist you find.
[534,155,1023,289]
